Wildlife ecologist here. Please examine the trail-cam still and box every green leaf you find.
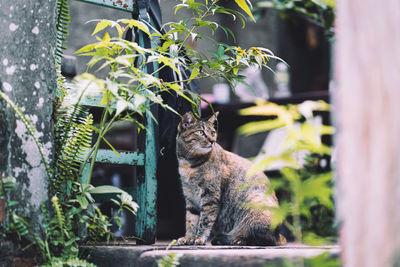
[318,125,336,135]
[188,67,200,82]
[246,156,277,176]
[238,119,286,136]
[234,0,255,22]
[82,183,95,193]
[101,137,120,157]
[102,31,110,42]
[115,23,124,38]
[301,123,320,147]
[305,252,341,267]
[77,195,89,209]
[74,44,97,54]
[115,55,135,66]
[217,45,225,58]
[87,55,104,68]
[314,0,336,8]
[281,167,301,186]
[219,25,236,42]
[120,19,150,36]
[270,202,291,229]
[303,232,331,246]
[157,56,180,74]
[92,20,111,36]
[88,185,126,194]
[301,172,334,209]
[116,99,128,116]
[175,4,188,14]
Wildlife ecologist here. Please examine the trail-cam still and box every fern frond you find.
[55,113,93,190]
[56,103,90,150]
[11,214,48,260]
[55,61,68,101]
[51,196,66,241]
[55,0,70,98]
[55,0,70,65]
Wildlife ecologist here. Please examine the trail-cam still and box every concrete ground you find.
[84,242,340,267]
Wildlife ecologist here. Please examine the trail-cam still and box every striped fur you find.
[176,112,286,246]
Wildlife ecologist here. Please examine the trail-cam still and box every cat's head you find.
[176,112,219,158]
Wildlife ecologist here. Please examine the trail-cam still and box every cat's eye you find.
[197,130,205,136]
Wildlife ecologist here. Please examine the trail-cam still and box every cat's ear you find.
[178,112,195,132]
[208,111,219,124]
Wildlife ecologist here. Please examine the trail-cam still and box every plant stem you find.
[292,171,303,243]
[85,108,108,185]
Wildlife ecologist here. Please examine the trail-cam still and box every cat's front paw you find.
[177,237,196,245]
[193,238,206,246]
[177,237,190,245]
[177,237,206,246]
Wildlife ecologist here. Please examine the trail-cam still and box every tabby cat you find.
[176,112,286,246]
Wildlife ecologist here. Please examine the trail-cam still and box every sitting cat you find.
[176,112,286,246]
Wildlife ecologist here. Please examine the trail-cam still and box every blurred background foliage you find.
[239,100,336,245]
[254,0,335,32]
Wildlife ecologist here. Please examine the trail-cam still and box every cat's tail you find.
[210,232,233,245]
[245,225,285,246]
[211,226,286,246]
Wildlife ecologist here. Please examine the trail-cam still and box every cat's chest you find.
[178,159,208,186]
[178,160,198,180]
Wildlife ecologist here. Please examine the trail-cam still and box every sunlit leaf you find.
[133,94,146,108]
[92,20,111,36]
[157,56,180,74]
[270,202,291,228]
[301,172,333,209]
[120,19,150,36]
[305,251,341,267]
[314,0,336,8]
[303,232,331,246]
[301,123,321,147]
[239,101,295,125]
[175,4,188,14]
[188,67,200,82]
[234,0,255,22]
[281,167,301,186]
[116,99,128,115]
[318,125,336,135]
[238,119,286,136]
[102,31,110,43]
[115,55,134,66]
[74,44,97,54]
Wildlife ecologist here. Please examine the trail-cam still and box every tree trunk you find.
[335,1,400,266]
[0,0,56,260]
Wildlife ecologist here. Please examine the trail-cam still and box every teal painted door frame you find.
[74,0,134,12]
[74,0,158,244]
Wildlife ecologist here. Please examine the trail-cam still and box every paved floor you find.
[85,242,341,267]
